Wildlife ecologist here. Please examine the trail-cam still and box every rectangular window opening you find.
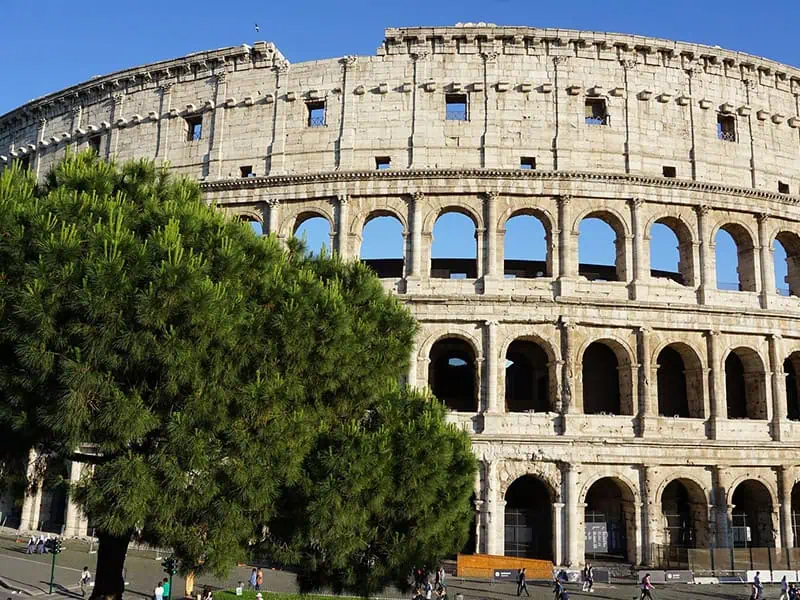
[307,101,326,127]
[584,98,608,125]
[717,114,737,142]
[240,165,254,178]
[779,181,790,194]
[662,165,677,178]
[88,135,103,155]
[375,156,391,170]
[185,116,203,141]
[520,157,536,170]
[445,93,468,121]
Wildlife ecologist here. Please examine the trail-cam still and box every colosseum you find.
[3,23,800,573]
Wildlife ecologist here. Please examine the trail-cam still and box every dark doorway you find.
[429,338,478,412]
[584,477,634,561]
[731,480,774,547]
[583,343,621,414]
[506,340,550,412]
[504,476,553,559]
[657,347,689,417]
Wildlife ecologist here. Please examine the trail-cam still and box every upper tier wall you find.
[3,25,800,199]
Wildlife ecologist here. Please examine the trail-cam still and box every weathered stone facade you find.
[3,24,800,567]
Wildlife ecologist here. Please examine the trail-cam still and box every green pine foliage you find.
[0,153,476,598]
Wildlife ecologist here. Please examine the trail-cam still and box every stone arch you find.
[578,337,635,415]
[418,329,483,365]
[428,334,480,412]
[423,203,483,235]
[350,207,409,237]
[773,230,800,297]
[575,208,630,282]
[501,207,555,278]
[727,474,779,508]
[647,215,696,286]
[784,351,800,421]
[504,475,555,559]
[505,337,554,413]
[430,207,479,279]
[278,204,336,240]
[723,346,768,420]
[654,342,705,418]
[713,221,757,292]
[582,474,639,562]
[358,210,406,278]
[729,478,777,547]
[658,477,711,548]
[228,207,265,224]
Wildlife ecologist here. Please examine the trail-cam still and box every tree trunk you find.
[184,571,195,598]
[89,531,132,600]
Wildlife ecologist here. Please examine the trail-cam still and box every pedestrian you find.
[26,535,35,554]
[585,563,594,593]
[162,577,170,600]
[425,578,433,600]
[516,568,530,597]
[552,574,563,600]
[249,569,257,589]
[201,586,213,600]
[780,575,789,600]
[79,567,92,598]
[36,535,44,554]
[436,565,446,588]
[255,568,264,591]
[790,582,798,600]
[640,573,654,600]
[154,580,165,600]
[753,572,764,600]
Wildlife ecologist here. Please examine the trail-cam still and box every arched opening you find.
[431,211,477,279]
[582,342,630,415]
[661,479,708,549]
[715,224,757,292]
[725,348,767,420]
[505,339,551,412]
[731,480,774,547]
[774,232,800,297]
[504,475,553,559]
[655,344,704,418]
[784,352,800,421]
[579,215,625,282]
[428,337,478,412]
[294,214,332,257]
[650,218,693,286]
[360,213,405,278]
[584,477,636,561]
[504,213,549,279]
[37,460,68,534]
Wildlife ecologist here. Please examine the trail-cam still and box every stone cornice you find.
[201,167,800,209]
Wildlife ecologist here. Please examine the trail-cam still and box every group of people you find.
[412,566,448,600]
[25,534,59,554]
[248,568,264,591]
[779,574,800,600]
[153,577,172,600]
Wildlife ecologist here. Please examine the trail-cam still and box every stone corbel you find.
[566,85,582,95]
[719,102,734,114]
[377,82,389,94]
[115,118,127,128]
[185,103,197,114]
[588,85,604,96]
[225,98,237,108]
[772,113,786,124]
[676,95,691,106]
[698,99,713,109]
[423,80,437,92]
[496,81,511,92]
[148,111,159,121]
[656,92,672,103]
[203,100,215,110]
[737,105,752,117]
[264,92,275,103]
[637,90,653,101]
[400,82,413,93]
[450,82,463,92]
[471,81,484,92]
[609,87,625,97]
[519,82,533,93]
[539,82,553,93]
[285,92,296,102]
[756,110,770,121]
[353,85,365,95]
[789,117,800,129]
[244,96,254,106]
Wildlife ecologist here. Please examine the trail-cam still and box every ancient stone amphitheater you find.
[3,23,800,570]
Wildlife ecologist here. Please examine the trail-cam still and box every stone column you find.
[706,330,724,439]
[110,94,124,158]
[336,194,350,258]
[337,56,357,170]
[630,198,648,299]
[564,462,581,566]
[483,191,500,291]
[207,72,228,179]
[642,465,659,565]
[480,51,500,168]
[781,466,795,551]
[484,320,500,414]
[633,500,644,566]
[486,460,502,556]
[474,466,484,554]
[267,199,281,236]
[638,327,656,435]
[406,192,424,289]
[559,317,576,416]
[552,502,565,566]
[759,214,776,309]
[18,449,42,531]
[34,118,47,180]
[696,205,713,304]
[556,196,576,296]
[770,334,788,441]
[155,82,173,161]
[269,62,289,175]
[714,465,732,547]
[63,460,85,537]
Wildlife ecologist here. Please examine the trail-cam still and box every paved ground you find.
[0,536,775,600]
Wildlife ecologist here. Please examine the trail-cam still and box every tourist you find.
[255,568,264,591]
[424,578,433,600]
[436,565,446,588]
[201,586,213,600]
[552,574,563,600]
[26,535,35,554]
[154,580,165,600]
[516,568,530,597]
[79,567,92,598]
[436,583,448,600]
[249,569,257,589]
[780,575,789,600]
[789,582,798,600]
[753,572,764,600]
[36,535,45,554]
[162,577,170,600]
[639,573,654,600]
[582,563,594,592]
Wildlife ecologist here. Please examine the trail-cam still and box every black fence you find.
[652,545,800,574]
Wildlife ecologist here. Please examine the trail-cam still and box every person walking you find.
[552,574,563,600]
[517,568,530,597]
[154,580,165,600]
[162,578,170,600]
[26,536,35,554]
[640,573,654,600]
[582,563,594,592]
[255,568,264,592]
[753,572,764,600]
[249,569,257,590]
[79,567,92,598]
[780,575,789,600]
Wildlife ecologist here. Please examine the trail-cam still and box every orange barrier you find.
[456,554,553,580]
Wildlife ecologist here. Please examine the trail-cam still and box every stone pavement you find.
[0,537,776,600]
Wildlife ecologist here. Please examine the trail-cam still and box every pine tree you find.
[0,153,475,599]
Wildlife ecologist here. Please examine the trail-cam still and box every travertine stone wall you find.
[3,25,800,567]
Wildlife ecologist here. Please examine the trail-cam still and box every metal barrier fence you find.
[652,545,800,574]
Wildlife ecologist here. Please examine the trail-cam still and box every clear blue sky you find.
[5,0,796,289]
